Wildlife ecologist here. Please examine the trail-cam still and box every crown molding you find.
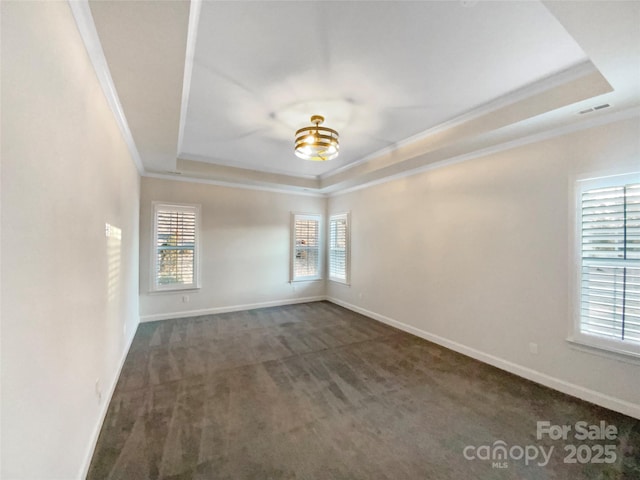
[324,105,640,197]
[68,0,145,175]
[178,152,319,180]
[177,158,320,189]
[143,172,326,198]
[156,105,638,198]
[320,65,612,192]
[320,61,602,181]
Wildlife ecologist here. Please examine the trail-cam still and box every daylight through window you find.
[292,214,321,281]
[153,203,200,291]
[329,213,349,283]
[578,180,640,353]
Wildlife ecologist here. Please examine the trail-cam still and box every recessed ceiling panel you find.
[180,0,588,177]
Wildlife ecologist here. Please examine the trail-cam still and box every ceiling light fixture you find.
[294,115,339,161]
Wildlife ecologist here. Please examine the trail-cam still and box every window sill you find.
[291,278,323,283]
[566,336,640,366]
[148,286,201,295]
[328,278,350,286]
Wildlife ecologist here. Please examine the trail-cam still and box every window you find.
[574,174,640,356]
[329,213,350,284]
[291,213,322,281]
[152,202,200,291]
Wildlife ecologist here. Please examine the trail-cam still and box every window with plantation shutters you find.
[152,203,200,291]
[576,176,640,354]
[291,213,322,281]
[329,213,350,283]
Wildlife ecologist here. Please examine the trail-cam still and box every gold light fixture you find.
[294,115,339,161]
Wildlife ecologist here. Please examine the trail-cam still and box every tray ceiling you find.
[86,0,640,194]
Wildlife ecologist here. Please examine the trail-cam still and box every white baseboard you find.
[327,297,640,420]
[139,296,326,323]
[79,322,138,479]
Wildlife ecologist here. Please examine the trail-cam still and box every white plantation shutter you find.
[329,213,349,283]
[292,214,321,280]
[153,203,200,290]
[579,182,640,347]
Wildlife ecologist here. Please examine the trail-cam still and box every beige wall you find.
[139,178,325,320]
[1,2,140,478]
[328,116,640,416]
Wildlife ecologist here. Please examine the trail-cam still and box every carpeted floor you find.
[87,301,639,479]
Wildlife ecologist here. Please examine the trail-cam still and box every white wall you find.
[139,177,325,320]
[1,2,140,478]
[328,116,640,417]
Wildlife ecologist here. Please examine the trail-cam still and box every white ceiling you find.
[87,0,640,194]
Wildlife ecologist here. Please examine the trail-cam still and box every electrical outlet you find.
[182,295,189,303]
[529,342,539,355]
[105,223,111,238]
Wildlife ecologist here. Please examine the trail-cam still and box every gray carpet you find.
[88,301,639,479]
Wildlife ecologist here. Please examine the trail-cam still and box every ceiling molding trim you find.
[320,61,600,181]
[176,0,202,156]
[325,106,640,198]
[178,152,319,180]
[177,158,319,189]
[143,172,326,198]
[146,106,638,198]
[68,0,145,175]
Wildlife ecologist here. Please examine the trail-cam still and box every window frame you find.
[569,172,640,358]
[150,202,201,292]
[290,212,323,282]
[328,212,351,285]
